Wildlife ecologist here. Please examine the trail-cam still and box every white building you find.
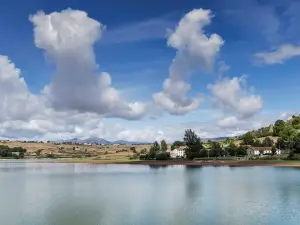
[170,148,185,158]
[247,146,281,156]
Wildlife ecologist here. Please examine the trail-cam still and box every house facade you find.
[247,146,281,156]
[170,146,186,158]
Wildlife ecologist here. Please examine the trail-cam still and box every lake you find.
[1,160,300,225]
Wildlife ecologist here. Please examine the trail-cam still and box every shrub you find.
[13,154,20,159]
[199,149,208,158]
[130,147,136,153]
[19,152,25,159]
[139,154,148,160]
[155,152,170,160]
[186,152,199,160]
[130,153,138,160]
[140,148,147,154]
[46,153,55,158]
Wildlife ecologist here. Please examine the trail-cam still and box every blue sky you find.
[0,0,299,141]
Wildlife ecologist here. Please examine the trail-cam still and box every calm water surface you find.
[1,160,300,225]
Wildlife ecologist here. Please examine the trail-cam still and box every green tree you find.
[276,138,283,149]
[237,146,247,156]
[140,148,147,154]
[155,152,170,160]
[153,141,160,152]
[242,132,254,145]
[173,140,184,146]
[262,137,274,147]
[281,125,297,141]
[130,147,137,153]
[293,134,300,153]
[273,120,285,136]
[252,139,262,147]
[291,115,300,127]
[271,146,276,155]
[227,143,238,156]
[148,141,160,159]
[183,129,203,159]
[160,140,168,152]
[19,151,25,159]
[211,142,221,150]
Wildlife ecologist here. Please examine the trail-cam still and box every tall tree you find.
[153,141,160,152]
[252,139,262,147]
[273,120,285,136]
[183,129,203,159]
[242,132,254,145]
[160,140,168,152]
[211,142,221,150]
[227,143,238,156]
[148,141,160,159]
[262,137,274,147]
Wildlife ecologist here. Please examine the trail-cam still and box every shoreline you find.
[49,159,300,168]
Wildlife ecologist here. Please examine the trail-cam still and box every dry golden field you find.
[0,140,154,159]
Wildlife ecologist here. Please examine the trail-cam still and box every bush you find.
[130,147,136,153]
[130,153,138,160]
[155,152,170,160]
[199,149,208,158]
[19,152,25,158]
[139,154,148,160]
[287,153,300,160]
[13,154,20,159]
[140,148,147,154]
[46,153,55,158]
[186,152,200,160]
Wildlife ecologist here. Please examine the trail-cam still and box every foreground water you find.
[1,161,300,225]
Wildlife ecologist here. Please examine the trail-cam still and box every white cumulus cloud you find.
[207,76,263,118]
[254,44,300,65]
[30,9,148,120]
[0,56,42,122]
[153,9,224,115]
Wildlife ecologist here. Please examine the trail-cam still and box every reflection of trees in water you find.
[148,165,169,169]
[276,168,300,219]
[184,166,202,202]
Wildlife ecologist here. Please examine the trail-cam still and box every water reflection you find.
[148,165,169,169]
[1,162,300,225]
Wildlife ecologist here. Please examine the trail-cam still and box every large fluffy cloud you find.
[0,55,289,142]
[254,44,300,65]
[153,9,224,115]
[0,8,270,142]
[30,9,147,120]
[207,76,263,118]
[0,56,42,122]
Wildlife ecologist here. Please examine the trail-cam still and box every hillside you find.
[224,114,300,151]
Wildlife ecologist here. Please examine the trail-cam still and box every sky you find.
[0,0,300,142]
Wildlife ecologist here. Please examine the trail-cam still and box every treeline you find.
[239,115,300,153]
[0,145,27,159]
[139,140,169,160]
[181,129,247,159]
[141,130,248,160]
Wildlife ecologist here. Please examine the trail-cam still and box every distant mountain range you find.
[56,136,229,145]
[57,137,150,145]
